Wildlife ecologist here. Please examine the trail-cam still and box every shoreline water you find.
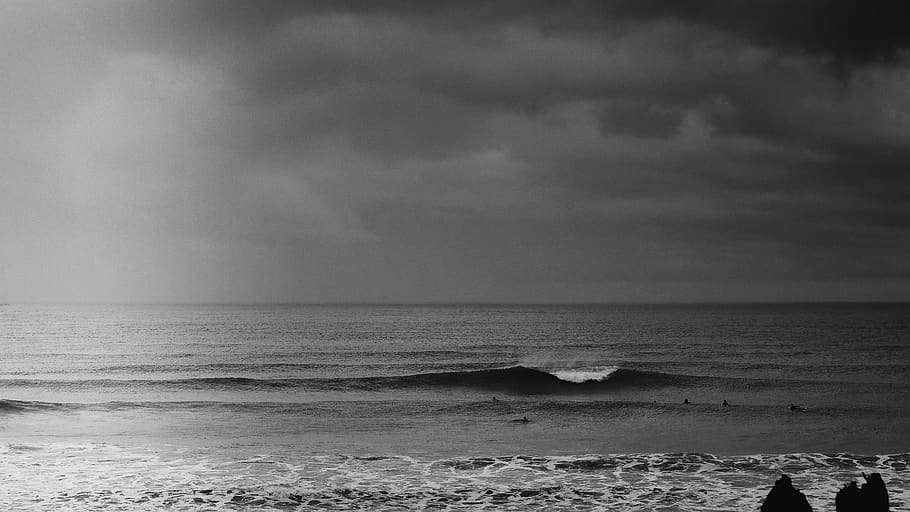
[2,442,907,510]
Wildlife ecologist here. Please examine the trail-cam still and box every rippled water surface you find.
[1,303,909,510]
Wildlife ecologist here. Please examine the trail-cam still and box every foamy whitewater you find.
[1,304,909,510]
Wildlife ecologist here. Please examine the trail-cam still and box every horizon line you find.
[3,300,909,307]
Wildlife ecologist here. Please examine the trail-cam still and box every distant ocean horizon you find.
[7,300,910,305]
[2,303,908,510]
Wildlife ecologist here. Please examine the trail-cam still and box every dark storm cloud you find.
[2,0,909,302]
[350,0,910,65]
[196,0,910,69]
[589,0,910,66]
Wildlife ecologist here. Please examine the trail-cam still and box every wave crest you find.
[545,366,620,383]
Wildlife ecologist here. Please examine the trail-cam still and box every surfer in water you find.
[788,403,802,411]
[723,400,729,407]
[512,416,530,423]
[683,398,691,404]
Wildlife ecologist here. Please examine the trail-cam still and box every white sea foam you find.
[3,445,907,511]
[548,366,619,383]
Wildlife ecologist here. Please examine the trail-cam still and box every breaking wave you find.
[546,366,620,383]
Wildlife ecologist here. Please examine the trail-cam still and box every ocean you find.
[1,303,908,510]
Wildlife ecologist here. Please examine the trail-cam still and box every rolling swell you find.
[0,399,69,413]
[0,366,688,395]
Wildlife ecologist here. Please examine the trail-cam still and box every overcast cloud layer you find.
[2,0,909,303]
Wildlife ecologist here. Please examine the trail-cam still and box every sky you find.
[1,0,909,303]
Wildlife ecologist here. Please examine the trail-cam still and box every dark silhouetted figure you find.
[683,398,690,404]
[788,403,802,411]
[723,399,729,407]
[836,481,862,512]
[760,474,812,512]
[512,415,530,423]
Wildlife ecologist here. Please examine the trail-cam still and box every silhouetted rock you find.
[836,481,862,512]
[836,473,890,511]
[760,474,812,512]
[861,473,890,511]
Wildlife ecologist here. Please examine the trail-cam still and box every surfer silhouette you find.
[723,400,729,407]
[684,398,690,404]
[512,416,530,423]
[788,403,801,411]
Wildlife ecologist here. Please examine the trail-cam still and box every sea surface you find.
[1,303,908,510]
